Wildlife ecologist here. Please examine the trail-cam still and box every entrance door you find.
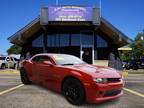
[80,31,94,64]
[82,46,93,64]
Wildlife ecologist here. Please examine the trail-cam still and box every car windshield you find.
[52,54,86,65]
[14,58,19,61]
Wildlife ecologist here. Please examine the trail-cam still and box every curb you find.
[127,72,144,74]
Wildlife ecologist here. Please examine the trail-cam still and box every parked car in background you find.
[138,58,144,69]
[20,53,124,105]
[0,56,19,69]
[122,60,127,69]
[124,58,144,70]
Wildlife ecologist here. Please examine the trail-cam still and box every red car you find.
[20,54,124,105]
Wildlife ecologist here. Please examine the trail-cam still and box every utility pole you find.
[142,29,144,40]
[99,0,102,17]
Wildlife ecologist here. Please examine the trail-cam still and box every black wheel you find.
[62,78,85,105]
[1,64,6,69]
[132,66,138,70]
[20,69,31,85]
[13,64,16,69]
[125,67,130,70]
[125,65,130,70]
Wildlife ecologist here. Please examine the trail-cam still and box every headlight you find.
[93,78,107,83]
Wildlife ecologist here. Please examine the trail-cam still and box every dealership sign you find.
[40,6,100,25]
[48,6,92,21]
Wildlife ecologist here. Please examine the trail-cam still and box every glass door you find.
[80,31,94,64]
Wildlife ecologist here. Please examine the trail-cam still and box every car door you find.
[30,56,42,83]
[10,57,15,68]
[33,55,60,90]
[6,57,12,68]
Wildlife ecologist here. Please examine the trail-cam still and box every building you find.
[8,6,132,64]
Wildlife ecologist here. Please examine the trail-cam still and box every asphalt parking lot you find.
[0,70,144,108]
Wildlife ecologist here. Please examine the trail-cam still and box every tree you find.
[130,33,144,58]
[119,50,132,61]
[119,32,144,61]
[7,45,22,55]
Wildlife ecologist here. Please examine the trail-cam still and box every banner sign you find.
[48,6,92,21]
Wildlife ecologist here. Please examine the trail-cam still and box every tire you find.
[125,66,130,70]
[133,66,138,70]
[13,64,16,69]
[20,69,31,85]
[1,64,6,69]
[13,64,18,69]
[62,78,85,105]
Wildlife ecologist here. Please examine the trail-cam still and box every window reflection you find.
[32,35,43,47]
[81,33,93,45]
[97,35,108,47]
[71,34,80,46]
[59,34,69,47]
[47,34,56,47]
[47,34,70,47]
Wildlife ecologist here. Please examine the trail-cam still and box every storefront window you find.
[81,33,93,45]
[97,35,108,47]
[59,34,69,47]
[55,34,60,47]
[71,34,80,46]
[47,33,70,47]
[32,35,43,47]
[47,34,56,47]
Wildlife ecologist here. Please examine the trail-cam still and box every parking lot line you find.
[0,84,24,96]
[124,88,144,98]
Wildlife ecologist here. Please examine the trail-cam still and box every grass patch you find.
[0,69,19,75]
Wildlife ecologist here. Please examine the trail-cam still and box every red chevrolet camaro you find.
[20,53,124,105]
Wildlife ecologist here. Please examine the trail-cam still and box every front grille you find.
[107,78,121,83]
[104,89,121,97]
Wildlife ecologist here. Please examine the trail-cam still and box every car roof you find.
[34,53,72,57]
[0,56,9,57]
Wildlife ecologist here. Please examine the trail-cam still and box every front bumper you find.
[85,80,124,103]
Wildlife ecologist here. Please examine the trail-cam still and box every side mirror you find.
[43,61,54,67]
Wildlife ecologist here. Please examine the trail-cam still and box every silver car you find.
[0,56,18,69]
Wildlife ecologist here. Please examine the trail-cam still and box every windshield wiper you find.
[61,63,74,66]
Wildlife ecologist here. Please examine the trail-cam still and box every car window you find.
[52,54,85,65]
[32,56,39,62]
[6,57,11,61]
[10,57,13,61]
[32,56,51,63]
[14,58,19,61]
[0,57,6,60]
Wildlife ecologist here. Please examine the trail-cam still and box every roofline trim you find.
[8,16,133,45]
[101,17,133,43]
[8,16,40,41]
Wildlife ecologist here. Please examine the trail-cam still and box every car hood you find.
[68,64,121,78]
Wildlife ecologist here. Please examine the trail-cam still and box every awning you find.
[8,16,133,47]
[118,45,132,51]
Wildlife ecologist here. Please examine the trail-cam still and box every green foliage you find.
[131,33,144,58]
[135,33,144,41]
[119,51,131,61]
[119,33,144,61]
[7,45,22,55]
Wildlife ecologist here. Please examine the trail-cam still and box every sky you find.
[0,0,144,54]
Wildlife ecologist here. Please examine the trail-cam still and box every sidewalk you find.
[124,69,144,74]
